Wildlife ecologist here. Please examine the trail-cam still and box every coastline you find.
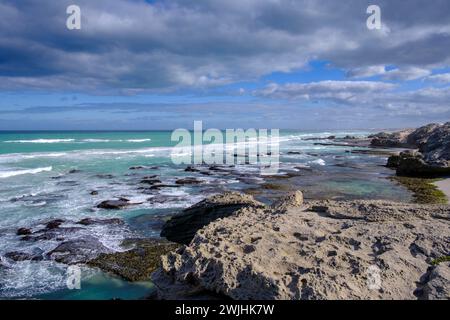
[151,191,450,300]
[1,125,449,300]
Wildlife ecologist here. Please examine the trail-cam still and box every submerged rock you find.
[4,250,44,262]
[184,166,200,172]
[17,228,32,236]
[97,199,131,209]
[45,219,65,230]
[76,217,124,226]
[161,192,265,245]
[140,178,162,185]
[175,177,203,185]
[88,238,179,282]
[47,236,112,264]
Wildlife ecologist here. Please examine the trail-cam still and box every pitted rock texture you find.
[152,192,449,300]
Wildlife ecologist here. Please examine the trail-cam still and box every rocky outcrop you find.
[152,192,450,300]
[388,150,450,177]
[373,122,450,177]
[160,192,265,245]
[88,238,179,282]
[370,129,415,148]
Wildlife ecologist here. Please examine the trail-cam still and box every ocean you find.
[0,130,411,299]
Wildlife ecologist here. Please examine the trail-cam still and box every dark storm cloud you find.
[1,0,450,92]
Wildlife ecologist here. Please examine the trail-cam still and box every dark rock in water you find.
[68,169,82,174]
[386,155,401,168]
[17,228,32,236]
[95,174,114,179]
[392,151,450,177]
[127,213,171,236]
[287,151,302,155]
[161,192,264,245]
[20,225,85,242]
[90,190,99,196]
[140,179,162,185]
[129,166,146,170]
[56,181,79,187]
[21,233,56,242]
[46,219,65,230]
[5,250,43,262]
[175,177,203,185]
[142,175,158,179]
[130,166,159,170]
[147,195,183,204]
[77,217,124,226]
[149,184,181,190]
[185,166,200,172]
[97,199,130,210]
[87,238,179,282]
[47,236,112,264]
[208,165,232,171]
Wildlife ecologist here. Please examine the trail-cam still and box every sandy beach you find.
[435,178,450,204]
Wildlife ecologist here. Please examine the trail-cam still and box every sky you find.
[0,0,449,130]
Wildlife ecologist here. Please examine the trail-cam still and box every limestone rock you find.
[160,192,265,245]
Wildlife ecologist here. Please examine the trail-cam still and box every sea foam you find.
[0,166,52,178]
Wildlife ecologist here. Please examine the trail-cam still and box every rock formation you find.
[152,192,450,300]
[160,192,265,245]
[371,122,450,177]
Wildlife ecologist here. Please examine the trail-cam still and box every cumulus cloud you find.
[426,73,450,83]
[1,0,450,92]
[256,81,396,102]
[347,66,432,81]
[347,66,387,78]
[382,67,431,81]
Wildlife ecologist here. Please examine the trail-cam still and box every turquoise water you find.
[0,130,411,299]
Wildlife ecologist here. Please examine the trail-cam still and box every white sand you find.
[434,178,450,204]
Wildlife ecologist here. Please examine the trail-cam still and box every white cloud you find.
[347,66,386,78]
[1,0,450,92]
[382,67,431,81]
[426,73,450,83]
[256,81,396,102]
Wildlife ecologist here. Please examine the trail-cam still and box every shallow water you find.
[0,130,411,299]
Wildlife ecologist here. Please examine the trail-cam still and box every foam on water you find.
[4,139,75,144]
[0,166,53,179]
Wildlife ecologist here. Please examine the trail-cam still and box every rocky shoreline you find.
[152,191,449,300]
[2,123,449,299]
[149,123,450,300]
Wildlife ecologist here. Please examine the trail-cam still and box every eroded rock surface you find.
[160,192,265,245]
[372,122,450,176]
[152,192,449,300]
